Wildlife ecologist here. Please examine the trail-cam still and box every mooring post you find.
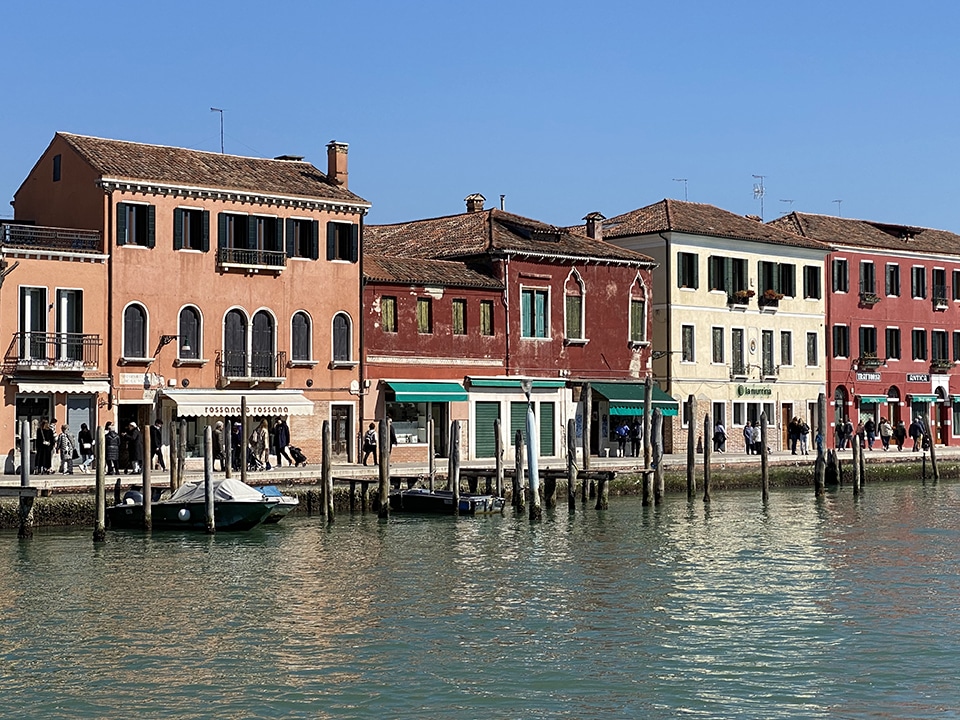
[378,418,390,519]
[760,412,770,503]
[852,435,861,496]
[323,419,333,522]
[859,432,866,487]
[18,420,34,540]
[523,389,542,523]
[923,417,939,481]
[94,425,106,542]
[141,408,152,531]
[567,418,577,512]
[178,417,187,487]
[825,449,838,485]
[204,424,214,534]
[449,420,461,515]
[495,418,504,499]
[815,392,826,497]
[595,473,609,510]
[169,422,179,490]
[427,416,435,492]
[320,421,328,522]
[222,419,232,480]
[513,430,524,511]
[686,395,696,499]
[240,397,249,486]
[653,408,664,505]
[703,412,712,503]
[582,383,592,477]
[643,376,653,470]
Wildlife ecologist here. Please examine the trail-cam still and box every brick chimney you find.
[583,212,606,240]
[465,193,485,213]
[326,141,349,188]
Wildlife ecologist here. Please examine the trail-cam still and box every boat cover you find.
[164,477,267,504]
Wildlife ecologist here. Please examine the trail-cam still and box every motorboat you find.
[256,485,300,523]
[389,488,505,515]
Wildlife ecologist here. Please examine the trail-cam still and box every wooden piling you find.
[427,417,435,492]
[178,417,187,487]
[526,402,542,523]
[923,417,939,481]
[495,418,504,499]
[582,383,592,475]
[204,424,215,534]
[323,419,334,522]
[223,418,232,480]
[18,420,34,539]
[686,395,696,499]
[94,425,106,542]
[450,420,461,515]
[760,412,769,503]
[825,449,838,485]
[567,418,576,512]
[702,412,711,503]
[852,435,861,496]
[814,392,826,497]
[652,408,664,505]
[240,397,249,486]
[141,408,152,530]
[378,418,390,519]
[595,474,609,510]
[513,430,524,511]
[169,422,179,490]
[642,376,653,470]
[859,433,866,487]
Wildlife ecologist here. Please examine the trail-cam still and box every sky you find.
[3,0,960,231]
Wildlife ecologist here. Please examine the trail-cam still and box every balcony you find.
[4,332,102,372]
[217,247,286,272]
[761,363,778,379]
[216,350,287,385]
[1,223,102,254]
[932,286,949,310]
[729,290,754,309]
[730,362,748,380]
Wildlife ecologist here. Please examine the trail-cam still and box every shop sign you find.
[907,373,930,383]
[736,384,772,397]
[856,372,881,382]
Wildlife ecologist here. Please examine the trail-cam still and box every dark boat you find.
[107,477,276,531]
[256,485,300,523]
[389,488,505,515]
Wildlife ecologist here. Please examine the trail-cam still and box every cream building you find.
[595,200,831,453]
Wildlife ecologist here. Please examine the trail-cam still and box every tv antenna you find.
[752,175,766,220]
[833,199,843,217]
[672,178,688,201]
[779,199,794,216]
[210,107,225,153]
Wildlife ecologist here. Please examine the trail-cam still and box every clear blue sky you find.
[3,0,959,231]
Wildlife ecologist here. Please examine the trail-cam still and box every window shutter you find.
[534,291,547,337]
[217,213,227,249]
[708,258,715,290]
[773,263,781,293]
[247,216,257,250]
[677,259,683,288]
[350,223,359,263]
[326,222,336,260]
[201,211,210,252]
[146,205,156,248]
[285,219,295,257]
[692,258,699,289]
[310,220,319,260]
[173,209,184,250]
[116,203,128,246]
[274,217,284,253]
[723,258,734,294]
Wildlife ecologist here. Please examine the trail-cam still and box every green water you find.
[2,483,960,719]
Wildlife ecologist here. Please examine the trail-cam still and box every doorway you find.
[781,403,793,450]
[331,405,352,460]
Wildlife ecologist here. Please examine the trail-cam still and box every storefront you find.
[589,381,679,456]
[382,381,468,457]
[468,378,567,461]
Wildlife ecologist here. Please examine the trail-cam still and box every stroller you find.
[289,446,308,467]
[247,447,266,472]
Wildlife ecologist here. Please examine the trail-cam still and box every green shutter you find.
[350,223,359,263]
[146,205,156,248]
[326,222,336,260]
[247,215,257,250]
[474,402,500,458]
[285,219,295,257]
[693,256,699,288]
[510,401,527,446]
[116,203,127,246]
[724,258,734,294]
[521,290,532,337]
[217,213,227,249]
[311,220,319,260]
[539,402,555,456]
[534,290,546,337]
[201,211,210,252]
[274,217,283,253]
[173,209,184,250]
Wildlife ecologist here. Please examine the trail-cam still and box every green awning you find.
[469,378,567,389]
[908,394,939,403]
[591,382,679,416]
[385,381,468,402]
[857,395,890,404]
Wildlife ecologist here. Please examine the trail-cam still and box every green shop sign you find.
[737,384,773,397]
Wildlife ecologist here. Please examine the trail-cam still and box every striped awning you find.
[16,379,110,394]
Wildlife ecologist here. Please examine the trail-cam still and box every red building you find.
[363,195,662,462]
[772,212,960,446]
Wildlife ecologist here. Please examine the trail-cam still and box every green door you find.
[539,402,555,456]
[474,402,500,458]
[510,401,527,448]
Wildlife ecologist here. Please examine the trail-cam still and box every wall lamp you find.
[651,350,681,360]
[154,334,191,357]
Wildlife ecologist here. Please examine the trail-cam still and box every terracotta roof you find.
[588,199,829,251]
[366,208,655,265]
[57,132,369,206]
[364,255,503,289]
[769,212,960,255]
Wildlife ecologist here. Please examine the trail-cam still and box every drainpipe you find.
[105,186,114,412]
[658,233,671,392]
[501,255,511,375]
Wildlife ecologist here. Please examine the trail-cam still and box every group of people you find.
[33,418,147,475]
[835,416,921,452]
[786,417,811,455]
[211,416,297,472]
[614,419,644,458]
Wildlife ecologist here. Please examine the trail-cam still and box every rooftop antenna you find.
[752,174,766,221]
[833,199,843,217]
[779,199,794,216]
[210,107,224,153]
[672,178,688,201]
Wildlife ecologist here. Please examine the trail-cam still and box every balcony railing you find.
[932,285,949,310]
[761,363,778,378]
[217,247,286,270]
[4,332,102,370]
[730,361,748,378]
[216,350,287,382]
[1,223,102,253]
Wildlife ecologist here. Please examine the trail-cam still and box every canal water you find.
[2,482,960,719]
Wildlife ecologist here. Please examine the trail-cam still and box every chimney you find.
[583,212,606,240]
[465,193,485,213]
[326,141,349,188]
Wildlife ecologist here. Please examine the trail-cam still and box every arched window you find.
[224,309,247,377]
[564,270,585,340]
[292,311,312,362]
[629,277,647,343]
[333,313,351,362]
[251,310,276,376]
[834,385,849,424]
[178,306,201,360]
[123,303,147,358]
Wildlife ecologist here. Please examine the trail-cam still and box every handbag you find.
[82,443,92,450]
[72,448,80,460]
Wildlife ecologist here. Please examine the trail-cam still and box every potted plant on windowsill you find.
[931,358,954,372]
[758,288,784,308]
[859,291,881,306]
[730,289,755,305]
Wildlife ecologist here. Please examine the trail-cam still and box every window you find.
[954,331,960,362]
[885,328,901,360]
[565,272,584,340]
[19,287,47,361]
[291,311,312,361]
[912,329,927,360]
[759,261,777,294]
[732,328,745,375]
[53,154,61,182]
[858,326,877,357]
[521,288,548,338]
[223,309,248,377]
[178,306,201,360]
[55,289,83,362]
[332,313,351,362]
[712,327,724,364]
[933,268,947,303]
[911,266,926,298]
[480,300,494,336]
[708,256,748,295]
[326,222,358,262]
[381,296,397,333]
[252,216,282,252]
[932,329,948,362]
[832,258,848,292]
[859,261,875,295]
[123,303,147,358]
[117,203,156,247]
[803,266,822,299]
[780,330,793,366]
[953,271,960,301]
[287,219,319,259]
[886,263,900,296]
[677,252,698,289]
[779,264,796,297]
[832,325,849,358]
[251,310,276,376]
[417,298,433,334]
[453,299,467,335]
[174,209,210,252]
[806,332,818,367]
[761,330,775,375]
[681,325,695,362]
[220,213,249,249]
[630,298,646,343]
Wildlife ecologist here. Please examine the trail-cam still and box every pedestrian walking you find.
[150,419,166,471]
[272,417,293,467]
[799,418,810,456]
[104,421,120,474]
[213,421,226,471]
[713,421,726,453]
[125,422,143,474]
[35,419,55,474]
[56,424,76,474]
[362,422,378,466]
[909,417,923,452]
[894,420,907,451]
[77,423,94,473]
[743,422,755,454]
[629,419,642,457]
[615,420,629,457]
[864,418,876,450]
[878,417,893,451]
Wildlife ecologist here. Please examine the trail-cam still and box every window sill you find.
[564,338,589,346]
[118,356,154,366]
[330,360,359,370]
[288,360,319,368]
[173,358,208,367]
[520,336,552,341]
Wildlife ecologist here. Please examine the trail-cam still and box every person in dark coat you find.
[272,417,293,467]
[213,421,225,472]
[126,422,143,473]
[35,419,55,474]
[150,420,165,471]
[77,423,94,473]
[104,421,120,474]
[231,423,243,471]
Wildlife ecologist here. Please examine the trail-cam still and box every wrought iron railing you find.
[216,350,287,380]
[932,285,949,308]
[4,332,101,369]
[216,247,286,269]
[1,224,102,253]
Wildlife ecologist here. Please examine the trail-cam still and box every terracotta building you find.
[6,132,369,468]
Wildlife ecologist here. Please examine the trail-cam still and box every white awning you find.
[161,389,315,417]
[16,380,110,394]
